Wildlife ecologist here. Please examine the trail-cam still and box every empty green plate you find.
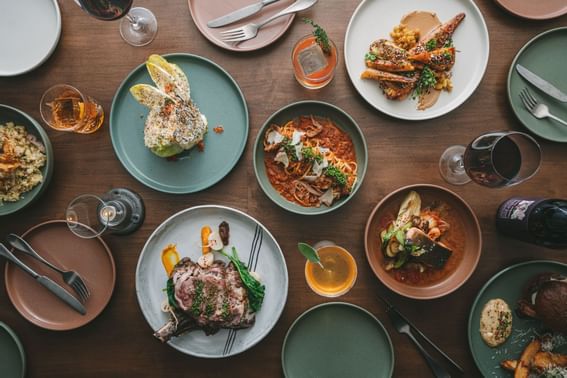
[0,322,25,378]
[282,302,394,378]
[468,260,567,377]
[0,104,54,216]
[508,27,567,142]
[253,101,368,215]
[110,53,248,193]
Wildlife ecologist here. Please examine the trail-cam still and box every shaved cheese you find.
[312,158,329,176]
[266,130,284,145]
[291,130,304,145]
[320,188,334,206]
[294,143,303,161]
[274,149,289,168]
[318,147,330,154]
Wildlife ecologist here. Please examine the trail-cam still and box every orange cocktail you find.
[292,35,338,89]
[305,244,357,297]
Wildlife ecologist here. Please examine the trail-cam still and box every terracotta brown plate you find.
[4,220,115,330]
[188,0,295,52]
[364,184,482,299]
[494,0,567,20]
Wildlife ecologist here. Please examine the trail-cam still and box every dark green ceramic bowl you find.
[0,322,26,378]
[282,302,394,378]
[253,101,368,215]
[0,104,54,216]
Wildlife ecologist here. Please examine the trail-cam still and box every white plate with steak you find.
[136,205,288,358]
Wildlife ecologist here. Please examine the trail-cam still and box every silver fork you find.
[519,88,567,127]
[220,0,318,43]
[380,297,452,378]
[7,233,90,303]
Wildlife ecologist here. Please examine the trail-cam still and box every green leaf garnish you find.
[220,247,265,312]
[443,38,453,48]
[303,17,331,55]
[413,65,437,98]
[365,52,377,62]
[325,165,347,187]
[426,39,437,51]
[298,242,325,269]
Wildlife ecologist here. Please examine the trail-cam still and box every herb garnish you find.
[443,38,453,48]
[426,38,437,51]
[413,66,437,98]
[298,242,324,269]
[325,165,347,187]
[301,146,323,163]
[365,52,378,62]
[303,18,331,55]
[220,247,265,313]
[166,277,179,310]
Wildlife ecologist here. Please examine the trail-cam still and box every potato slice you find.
[514,339,541,378]
[533,351,567,370]
[500,359,518,371]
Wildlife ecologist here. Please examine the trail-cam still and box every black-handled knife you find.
[0,243,86,315]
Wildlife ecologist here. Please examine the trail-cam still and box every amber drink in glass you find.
[292,35,338,89]
[305,242,357,297]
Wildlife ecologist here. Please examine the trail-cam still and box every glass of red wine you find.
[439,131,541,187]
[75,0,157,47]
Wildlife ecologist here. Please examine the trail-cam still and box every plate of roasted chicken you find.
[135,205,288,358]
[344,0,489,120]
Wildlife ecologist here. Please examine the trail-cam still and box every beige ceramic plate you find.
[494,0,567,20]
[4,221,115,330]
[188,0,295,52]
[364,184,482,299]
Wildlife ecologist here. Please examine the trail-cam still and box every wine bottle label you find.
[496,197,545,237]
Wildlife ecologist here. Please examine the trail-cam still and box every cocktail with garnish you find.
[299,242,357,297]
[292,18,338,89]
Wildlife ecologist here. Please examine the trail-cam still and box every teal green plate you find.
[110,53,248,193]
[253,101,368,215]
[0,322,25,378]
[468,260,567,377]
[0,104,54,216]
[508,27,567,142]
[282,302,394,378]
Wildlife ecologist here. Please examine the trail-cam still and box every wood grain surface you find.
[1,1,566,377]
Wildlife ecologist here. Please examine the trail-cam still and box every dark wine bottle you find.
[496,197,567,249]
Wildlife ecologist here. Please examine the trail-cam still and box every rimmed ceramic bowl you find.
[253,101,368,215]
[364,184,482,299]
[0,104,54,216]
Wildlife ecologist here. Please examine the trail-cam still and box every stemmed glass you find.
[439,131,541,187]
[75,0,157,47]
[66,188,145,238]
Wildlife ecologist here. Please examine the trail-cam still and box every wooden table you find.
[1,0,566,376]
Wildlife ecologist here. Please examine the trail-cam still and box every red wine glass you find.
[75,0,157,46]
[439,131,541,187]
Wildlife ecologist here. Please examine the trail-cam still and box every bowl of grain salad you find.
[0,104,53,216]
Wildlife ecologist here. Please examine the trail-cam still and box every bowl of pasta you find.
[253,101,368,215]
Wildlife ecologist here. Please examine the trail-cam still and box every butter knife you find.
[516,64,567,103]
[0,243,86,315]
[207,0,280,28]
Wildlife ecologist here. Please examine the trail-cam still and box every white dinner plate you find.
[0,0,61,76]
[136,205,288,358]
[344,0,489,121]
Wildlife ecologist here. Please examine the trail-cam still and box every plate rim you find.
[343,0,490,121]
[507,26,567,142]
[0,321,26,378]
[364,183,483,299]
[0,104,54,216]
[186,0,295,52]
[109,52,249,194]
[0,0,62,77]
[467,259,567,375]
[135,204,289,358]
[3,220,116,331]
[281,301,395,378]
[493,0,567,20]
[252,100,369,215]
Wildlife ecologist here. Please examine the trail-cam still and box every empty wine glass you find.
[66,188,145,238]
[439,131,541,187]
[75,0,157,47]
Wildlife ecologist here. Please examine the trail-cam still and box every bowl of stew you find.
[364,184,482,299]
[253,101,368,215]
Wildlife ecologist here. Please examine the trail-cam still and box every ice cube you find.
[298,44,328,76]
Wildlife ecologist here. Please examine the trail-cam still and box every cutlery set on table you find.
[1,0,567,377]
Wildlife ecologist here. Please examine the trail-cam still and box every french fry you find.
[500,359,518,371]
[514,339,541,378]
[533,351,567,370]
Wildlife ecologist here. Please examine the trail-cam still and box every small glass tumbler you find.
[40,84,104,134]
[304,240,357,297]
[292,35,338,89]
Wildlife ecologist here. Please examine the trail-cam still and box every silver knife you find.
[207,0,280,28]
[0,243,86,315]
[516,64,567,103]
